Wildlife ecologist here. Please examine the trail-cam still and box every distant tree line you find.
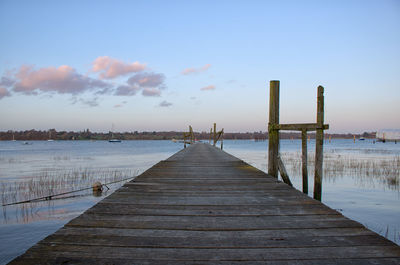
[0,129,376,141]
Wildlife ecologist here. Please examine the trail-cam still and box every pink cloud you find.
[0,87,11,99]
[13,65,110,95]
[142,88,161,97]
[200,85,216,91]
[182,64,211,75]
[92,56,146,79]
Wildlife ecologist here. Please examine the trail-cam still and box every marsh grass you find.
[0,168,137,206]
[280,152,400,190]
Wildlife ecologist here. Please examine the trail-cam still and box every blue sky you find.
[0,0,399,133]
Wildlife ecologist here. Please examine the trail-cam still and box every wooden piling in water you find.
[213,123,217,146]
[301,129,308,194]
[314,86,324,201]
[268,80,280,178]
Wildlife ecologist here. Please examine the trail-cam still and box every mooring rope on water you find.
[2,176,136,206]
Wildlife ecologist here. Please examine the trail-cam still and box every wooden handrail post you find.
[301,129,308,194]
[213,123,217,146]
[268,80,280,178]
[314,85,324,201]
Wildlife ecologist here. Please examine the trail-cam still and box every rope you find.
[2,176,135,206]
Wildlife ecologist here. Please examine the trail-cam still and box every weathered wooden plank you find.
[85,203,341,216]
[135,178,277,182]
[274,123,329,131]
[17,245,400,260]
[114,187,295,195]
[100,195,319,205]
[41,234,393,248]
[66,215,363,230]
[123,182,291,191]
[10,257,400,265]
[55,226,377,238]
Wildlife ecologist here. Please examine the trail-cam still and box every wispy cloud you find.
[0,87,11,99]
[142,87,161,97]
[182,64,211,75]
[80,97,99,107]
[115,84,141,96]
[70,96,99,107]
[114,72,165,97]
[10,65,110,95]
[114,101,128,108]
[159,100,172,107]
[200,85,215,91]
[92,56,146,79]
[0,76,15,87]
[127,72,165,88]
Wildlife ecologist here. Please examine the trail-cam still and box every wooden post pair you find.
[268,80,327,201]
[211,123,224,150]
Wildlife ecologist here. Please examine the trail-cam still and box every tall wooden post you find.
[213,123,217,146]
[209,128,212,144]
[314,86,324,201]
[301,129,308,194]
[268,80,280,178]
[220,130,224,150]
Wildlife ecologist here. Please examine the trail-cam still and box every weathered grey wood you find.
[213,122,216,146]
[314,85,324,201]
[85,203,342,216]
[301,129,308,194]
[42,234,392,248]
[10,257,400,265]
[55,226,377,238]
[275,123,329,131]
[9,143,400,264]
[14,245,400,261]
[268,80,280,178]
[277,156,293,186]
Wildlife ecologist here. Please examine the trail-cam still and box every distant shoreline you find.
[0,129,376,141]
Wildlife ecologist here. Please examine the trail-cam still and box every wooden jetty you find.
[10,143,400,264]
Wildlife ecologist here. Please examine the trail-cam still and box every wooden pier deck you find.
[11,143,400,264]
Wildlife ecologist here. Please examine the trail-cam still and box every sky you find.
[0,0,399,133]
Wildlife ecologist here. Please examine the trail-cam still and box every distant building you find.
[376,129,400,142]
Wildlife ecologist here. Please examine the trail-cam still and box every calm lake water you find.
[0,139,399,264]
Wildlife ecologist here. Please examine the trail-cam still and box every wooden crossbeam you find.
[271,123,329,131]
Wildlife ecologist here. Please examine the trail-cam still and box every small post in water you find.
[301,129,308,194]
[213,123,217,146]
